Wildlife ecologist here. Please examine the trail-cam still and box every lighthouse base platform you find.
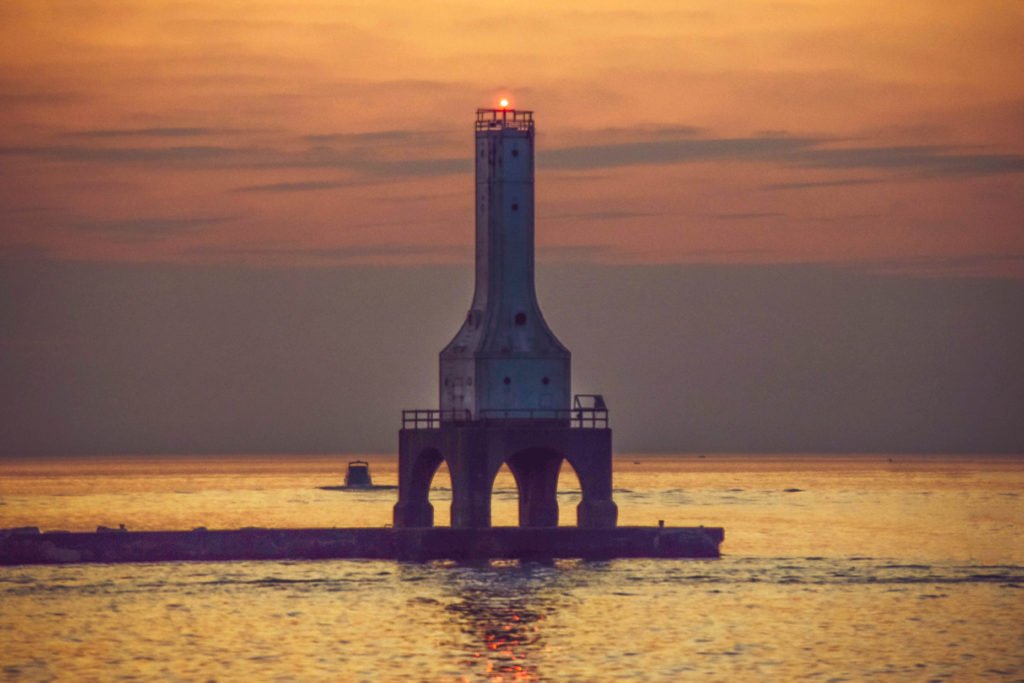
[1,526,723,566]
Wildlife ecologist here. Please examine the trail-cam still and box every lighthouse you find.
[440,107,570,419]
[394,105,618,530]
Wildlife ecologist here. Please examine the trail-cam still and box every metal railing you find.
[482,408,608,429]
[401,409,472,429]
[476,108,533,132]
[401,408,608,430]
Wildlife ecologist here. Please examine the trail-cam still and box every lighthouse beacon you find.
[394,105,617,531]
[440,107,570,419]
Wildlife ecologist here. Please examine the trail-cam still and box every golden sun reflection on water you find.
[3,556,1022,681]
[2,450,1022,681]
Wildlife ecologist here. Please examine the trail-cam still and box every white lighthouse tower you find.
[439,107,570,419]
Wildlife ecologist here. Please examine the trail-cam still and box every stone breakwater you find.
[1,526,723,565]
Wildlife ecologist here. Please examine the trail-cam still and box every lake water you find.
[2,453,1022,680]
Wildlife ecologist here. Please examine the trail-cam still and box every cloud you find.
[302,130,444,145]
[545,210,662,222]
[573,125,706,143]
[0,91,85,107]
[232,180,362,193]
[6,129,1022,187]
[635,247,770,261]
[761,179,883,191]
[790,145,1024,176]
[540,134,1024,178]
[0,140,469,178]
[76,216,233,241]
[285,128,466,177]
[0,144,251,165]
[179,242,472,264]
[61,127,245,139]
[539,136,819,170]
[536,244,617,262]
[711,212,786,220]
[356,157,468,177]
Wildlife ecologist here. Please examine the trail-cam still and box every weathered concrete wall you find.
[0,526,723,566]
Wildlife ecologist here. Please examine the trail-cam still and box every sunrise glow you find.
[0,1,1019,275]
[1,6,1022,676]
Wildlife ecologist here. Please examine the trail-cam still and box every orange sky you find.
[2,0,1022,275]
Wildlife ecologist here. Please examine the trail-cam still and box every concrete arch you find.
[393,447,445,528]
[489,463,519,526]
[397,422,617,529]
[557,457,584,524]
[564,443,617,528]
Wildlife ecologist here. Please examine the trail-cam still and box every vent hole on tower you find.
[503,377,511,385]
[514,312,526,325]
[512,149,519,157]
[542,377,550,385]
[511,203,518,211]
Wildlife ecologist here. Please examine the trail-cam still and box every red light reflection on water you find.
[443,565,556,681]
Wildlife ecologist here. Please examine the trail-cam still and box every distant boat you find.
[319,461,396,491]
[345,461,372,487]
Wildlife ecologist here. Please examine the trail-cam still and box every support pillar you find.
[393,500,434,528]
[508,449,562,527]
[567,427,617,528]
[450,496,491,528]
[393,430,445,529]
[577,499,618,528]
[449,426,493,528]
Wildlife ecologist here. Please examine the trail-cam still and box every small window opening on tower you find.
[503,377,511,385]
[514,312,526,325]
[511,149,519,157]
[511,203,518,211]
[542,377,550,385]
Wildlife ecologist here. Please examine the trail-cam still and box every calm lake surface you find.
[2,453,1022,680]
